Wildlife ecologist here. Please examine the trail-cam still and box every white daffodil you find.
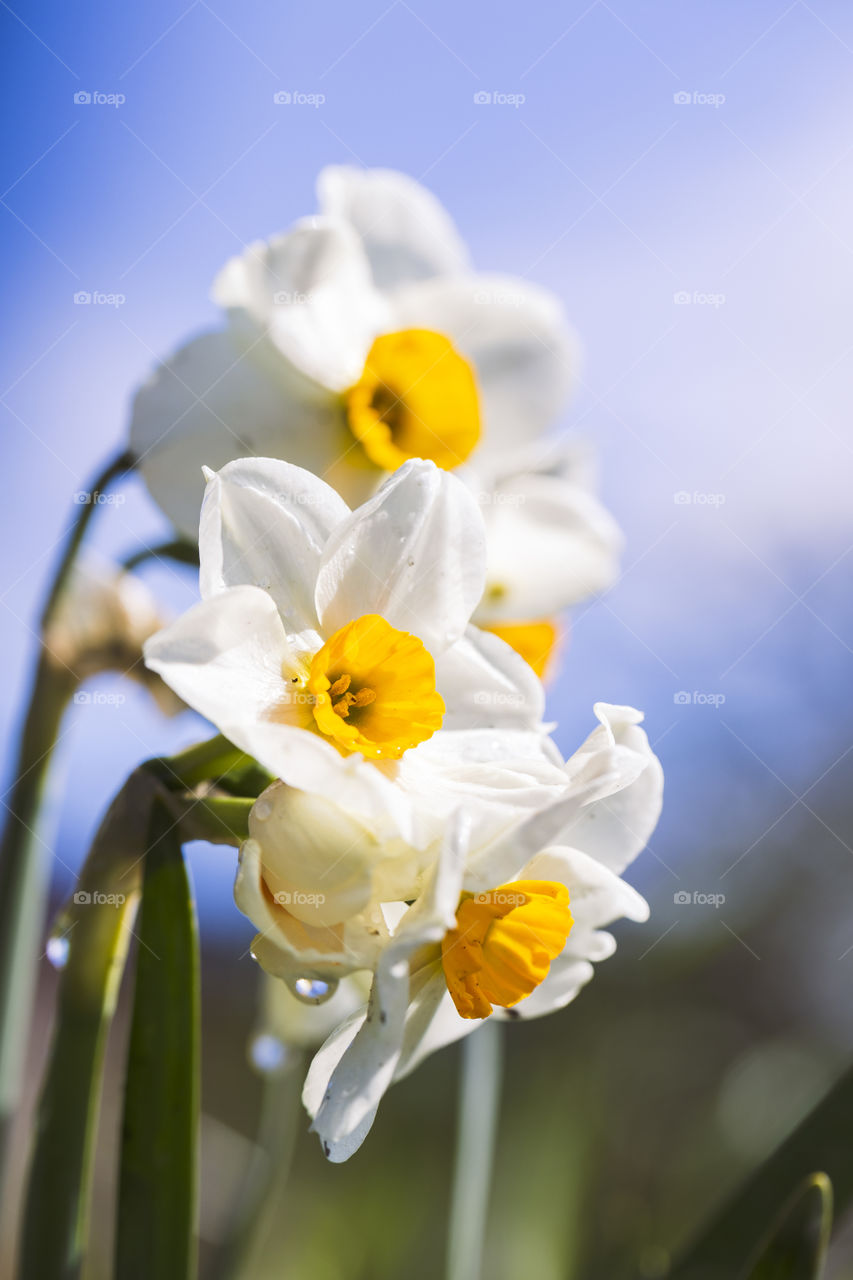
[301,703,663,1161]
[129,167,621,667]
[143,455,571,993]
[45,556,182,713]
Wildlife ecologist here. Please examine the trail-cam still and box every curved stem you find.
[446,1022,504,1280]
[39,448,135,631]
[0,448,133,1192]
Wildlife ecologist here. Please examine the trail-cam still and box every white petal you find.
[129,330,350,539]
[213,217,390,391]
[247,776,416,926]
[524,846,649,928]
[235,838,388,983]
[435,625,545,730]
[317,165,470,290]
[143,585,358,789]
[474,472,624,620]
[393,972,475,1081]
[306,812,468,1160]
[558,703,665,874]
[314,460,486,653]
[391,273,578,451]
[199,457,349,637]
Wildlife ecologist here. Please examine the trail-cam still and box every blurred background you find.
[2,0,853,1276]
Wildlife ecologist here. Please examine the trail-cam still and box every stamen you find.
[330,678,377,719]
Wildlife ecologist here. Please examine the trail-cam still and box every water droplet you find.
[288,975,339,1005]
[46,933,70,970]
[252,799,272,822]
[248,1033,289,1075]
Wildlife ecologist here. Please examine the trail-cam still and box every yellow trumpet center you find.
[441,880,573,1020]
[483,619,561,680]
[344,329,481,471]
[307,613,445,760]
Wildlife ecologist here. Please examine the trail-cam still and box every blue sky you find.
[2,0,853,947]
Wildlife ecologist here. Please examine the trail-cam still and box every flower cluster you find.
[134,168,662,1160]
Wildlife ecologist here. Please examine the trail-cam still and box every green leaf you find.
[669,1062,853,1280]
[745,1174,832,1280]
[115,796,200,1280]
[18,770,151,1280]
[122,538,200,573]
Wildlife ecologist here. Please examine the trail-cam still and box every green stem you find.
[115,796,200,1280]
[18,768,156,1280]
[0,449,134,1191]
[39,448,135,632]
[446,1022,504,1280]
[0,652,77,1182]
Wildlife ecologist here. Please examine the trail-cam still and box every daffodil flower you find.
[45,556,183,714]
[300,703,663,1161]
[129,168,622,665]
[144,453,566,818]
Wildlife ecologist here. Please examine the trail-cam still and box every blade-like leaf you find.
[115,796,200,1280]
[745,1173,832,1280]
[670,1064,853,1280]
[18,771,152,1280]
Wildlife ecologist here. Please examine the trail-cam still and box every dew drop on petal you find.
[248,1032,289,1075]
[252,800,272,822]
[288,976,339,1005]
[46,933,70,970]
